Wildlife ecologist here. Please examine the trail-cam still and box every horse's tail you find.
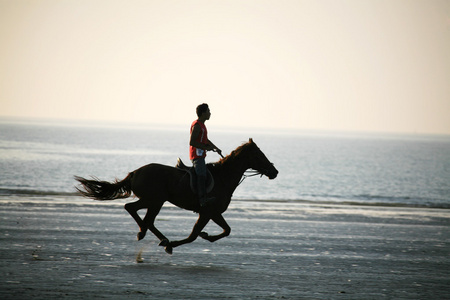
[75,172,134,201]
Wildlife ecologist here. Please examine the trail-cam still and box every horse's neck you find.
[217,154,249,194]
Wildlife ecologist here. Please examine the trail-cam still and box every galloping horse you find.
[75,138,278,254]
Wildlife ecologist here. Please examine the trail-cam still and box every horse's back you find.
[133,163,185,182]
[134,163,178,173]
[131,163,190,199]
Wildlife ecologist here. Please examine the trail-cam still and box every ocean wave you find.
[296,192,450,209]
[309,199,449,209]
[2,188,448,209]
[0,188,78,197]
[233,198,450,209]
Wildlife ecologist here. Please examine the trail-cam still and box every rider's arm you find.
[207,139,221,154]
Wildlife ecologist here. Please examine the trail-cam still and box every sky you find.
[1,0,449,134]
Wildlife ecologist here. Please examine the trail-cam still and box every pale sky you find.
[1,0,449,134]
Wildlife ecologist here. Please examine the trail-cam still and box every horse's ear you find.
[249,138,253,143]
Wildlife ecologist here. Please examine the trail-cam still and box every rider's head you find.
[196,103,209,118]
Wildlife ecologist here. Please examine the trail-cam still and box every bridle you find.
[238,163,274,186]
[213,148,274,186]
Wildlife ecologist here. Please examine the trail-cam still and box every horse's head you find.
[244,138,278,180]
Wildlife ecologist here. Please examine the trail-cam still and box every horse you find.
[75,138,278,254]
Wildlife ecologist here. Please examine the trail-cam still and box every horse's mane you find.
[210,141,252,168]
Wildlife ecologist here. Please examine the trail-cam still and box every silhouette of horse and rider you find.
[75,104,278,254]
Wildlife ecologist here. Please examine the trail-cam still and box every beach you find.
[0,196,449,299]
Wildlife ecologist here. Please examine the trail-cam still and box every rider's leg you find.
[192,158,215,206]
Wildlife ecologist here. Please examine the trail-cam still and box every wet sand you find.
[0,197,449,299]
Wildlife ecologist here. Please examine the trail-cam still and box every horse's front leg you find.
[199,214,231,243]
[162,214,210,254]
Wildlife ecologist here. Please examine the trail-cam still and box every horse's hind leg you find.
[124,199,149,240]
[142,202,169,243]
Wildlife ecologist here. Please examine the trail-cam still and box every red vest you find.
[189,120,208,160]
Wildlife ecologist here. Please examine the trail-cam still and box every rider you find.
[189,103,222,207]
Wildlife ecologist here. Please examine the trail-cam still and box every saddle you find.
[175,158,214,194]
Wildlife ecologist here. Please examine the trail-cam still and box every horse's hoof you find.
[137,232,146,241]
[199,232,208,239]
[164,246,173,255]
[159,239,169,247]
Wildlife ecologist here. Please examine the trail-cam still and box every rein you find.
[213,149,224,159]
[238,170,264,186]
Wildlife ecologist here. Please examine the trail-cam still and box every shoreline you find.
[1,191,449,210]
[1,196,449,299]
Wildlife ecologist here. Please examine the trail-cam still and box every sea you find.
[1,117,449,209]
